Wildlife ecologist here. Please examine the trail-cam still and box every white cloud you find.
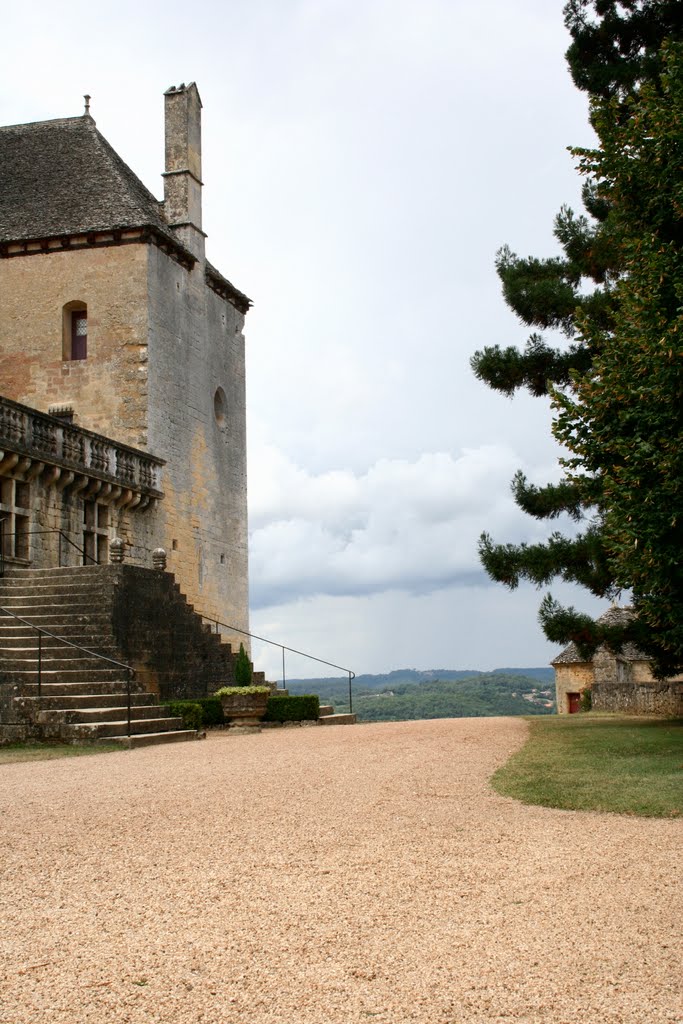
[249,437,558,607]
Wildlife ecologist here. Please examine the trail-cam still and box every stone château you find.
[0,84,250,649]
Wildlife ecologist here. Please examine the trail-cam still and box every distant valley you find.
[284,667,556,721]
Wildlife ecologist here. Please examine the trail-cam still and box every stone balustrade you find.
[0,395,164,499]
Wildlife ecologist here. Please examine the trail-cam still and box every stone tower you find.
[0,84,251,647]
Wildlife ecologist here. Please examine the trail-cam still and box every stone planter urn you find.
[215,686,271,729]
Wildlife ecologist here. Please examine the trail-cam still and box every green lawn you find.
[0,742,121,765]
[492,715,683,817]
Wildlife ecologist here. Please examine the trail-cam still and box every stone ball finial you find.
[109,537,125,564]
[152,547,167,571]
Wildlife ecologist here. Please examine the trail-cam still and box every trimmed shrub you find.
[164,701,203,731]
[195,697,225,726]
[263,694,320,723]
[163,698,229,728]
[234,643,253,686]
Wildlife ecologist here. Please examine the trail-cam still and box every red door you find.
[568,692,581,714]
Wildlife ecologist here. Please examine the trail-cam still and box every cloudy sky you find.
[2,0,606,678]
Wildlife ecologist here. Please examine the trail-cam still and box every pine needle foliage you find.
[471,3,683,676]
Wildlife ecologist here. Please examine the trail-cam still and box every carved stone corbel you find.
[42,466,62,486]
[69,475,89,496]
[114,488,136,509]
[55,471,75,492]
[0,453,20,476]
[82,479,103,499]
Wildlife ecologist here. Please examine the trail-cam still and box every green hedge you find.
[163,701,203,731]
[194,698,225,726]
[263,694,320,723]
[162,698,225,728]
[163,693,320,728]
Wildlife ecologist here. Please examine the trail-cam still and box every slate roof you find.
[0,112,252,310]
[0,114,184,249]
[205,259,251,313]
[551,606,647,665]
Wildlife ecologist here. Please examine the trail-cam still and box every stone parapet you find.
[0,394,164,505]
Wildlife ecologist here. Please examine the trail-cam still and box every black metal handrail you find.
[0,525,98,567]
[0,603,135,737]
[203,615,356,713]
[23,528,98,566]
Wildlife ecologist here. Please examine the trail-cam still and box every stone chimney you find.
[163,82,205,260]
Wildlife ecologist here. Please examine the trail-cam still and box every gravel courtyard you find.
[1,718,681,1024]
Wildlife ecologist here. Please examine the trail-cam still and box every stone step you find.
[0,591,109,604]
[0,602,112,618]
[37,705,169,725]
[22,692,155,710]
[318,713,357,726]
[0,579,109,592]
[2,567,105,579]
[102,730,200,749]
[318,705,335,716]
[0,600,114,616]
[17,680,143,697]
[4,667,129,684]
[0,621,114,637]
[0,637,116,651]
[0,623,114,641]
[0,580,109,594]
[65,716,185,739]
[0,654,121,671]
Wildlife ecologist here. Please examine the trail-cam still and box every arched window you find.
[62,301,88,361]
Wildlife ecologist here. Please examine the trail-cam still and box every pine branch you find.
[478,527,613,596]
[510,471,594,521]
[470,335,591,397]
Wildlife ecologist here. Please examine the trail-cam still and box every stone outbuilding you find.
[552,607,683,716]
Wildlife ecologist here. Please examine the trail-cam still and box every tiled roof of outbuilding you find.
[551,606,647,665]
[0,114,186,251]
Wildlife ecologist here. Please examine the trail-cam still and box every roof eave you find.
[0,223,197,269]
[205,261,252,315]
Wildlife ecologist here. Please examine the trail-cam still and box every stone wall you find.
[592,653,683,715]
[0,244,149,447]
[145,245,249,651]
[108,564,236,700]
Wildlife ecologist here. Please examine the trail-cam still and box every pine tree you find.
[471,2,682,669]
[564,0,682,100]
[549,41,683,676]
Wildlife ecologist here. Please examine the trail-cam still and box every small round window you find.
[214,387,227,424]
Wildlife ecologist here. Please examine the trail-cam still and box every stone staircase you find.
[0,567,200,747]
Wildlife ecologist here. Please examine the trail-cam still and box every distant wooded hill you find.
[282,668,555,721]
